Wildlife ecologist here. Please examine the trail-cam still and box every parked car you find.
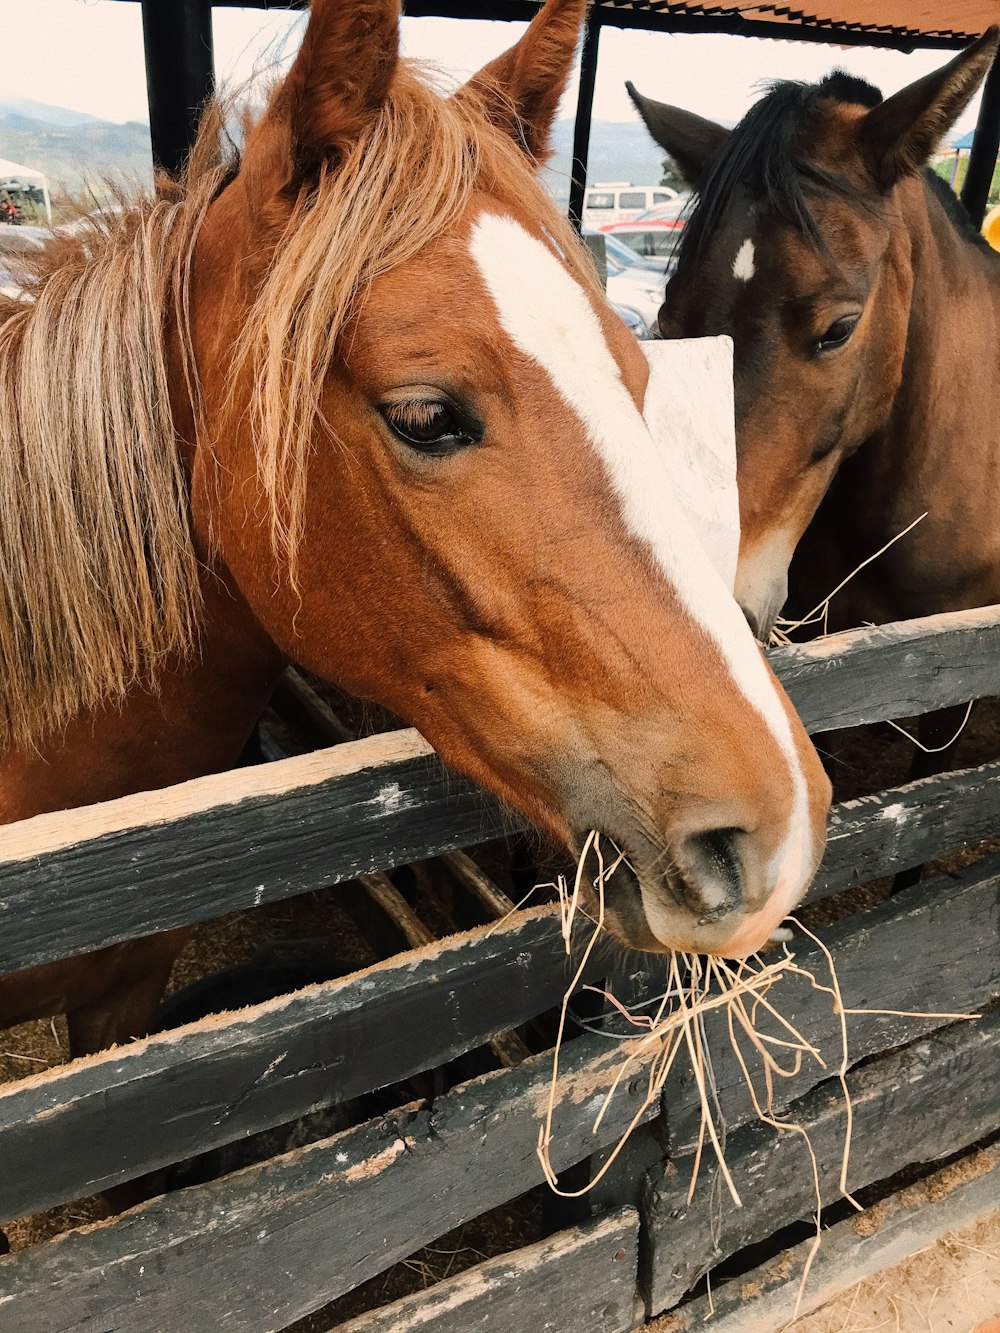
[605,253,665,337]
[0,224,47,255]
[610,301,650,340]
[583,228,666,336]
[602,230,672,277]
[603,199,688,265]
[582,182,678,231]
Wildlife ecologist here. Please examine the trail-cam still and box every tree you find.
[660,157,686,192]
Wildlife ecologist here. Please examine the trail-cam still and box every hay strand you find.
[536,834,977,1314]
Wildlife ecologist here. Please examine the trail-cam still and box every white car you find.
[582,183,678,231]
[605,253,665,337]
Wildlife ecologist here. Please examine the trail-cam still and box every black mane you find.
[675,70,985,273]
[923,166,992,250]
[675,73,882,272]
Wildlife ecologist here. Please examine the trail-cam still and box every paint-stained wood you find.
[0,734,508,974]
[1,858,996,1229]
[774,603,1000,734]
[645,1008,1000,1314]
[664,856,1000,1152]
[336,1209,641,1333]
[0,607,997,972]
[0,907,610,1223]
[650,1147,1000,1332]
[0,1033,659,1333]
[811,756,1000,899]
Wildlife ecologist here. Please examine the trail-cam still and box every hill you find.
[543,117,668,207]
[0,96,668,209]
[0,100,151,199]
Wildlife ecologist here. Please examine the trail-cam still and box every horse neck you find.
[843,183,1000,614]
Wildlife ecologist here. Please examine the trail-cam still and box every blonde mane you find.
[0,66,601,751]
[0,118,231,752]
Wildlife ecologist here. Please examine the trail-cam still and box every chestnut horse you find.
[628,32,1000,641]
[0,0,829,1062]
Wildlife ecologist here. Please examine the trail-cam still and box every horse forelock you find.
[230,59,599,571]
[673,76,883,279]
[0,111,235,752]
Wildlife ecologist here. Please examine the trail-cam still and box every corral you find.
[0,605,998,1330]
[1,1,999,1329]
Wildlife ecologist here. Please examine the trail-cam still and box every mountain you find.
[542,118,672,207]
[0,103,152,199]
[0,97,107,130]
[0,99,666,209]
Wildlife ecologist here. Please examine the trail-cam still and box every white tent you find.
[0,156,51,223]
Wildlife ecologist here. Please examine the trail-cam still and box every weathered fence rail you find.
[0,604,998,1332]
[2,605,998,973]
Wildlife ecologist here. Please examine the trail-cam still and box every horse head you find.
[629,30,999,636]
[186,0,830,957]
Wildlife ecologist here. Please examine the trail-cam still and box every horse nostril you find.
[678,827,744,923]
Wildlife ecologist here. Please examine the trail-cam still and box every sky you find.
[0,0,987,140]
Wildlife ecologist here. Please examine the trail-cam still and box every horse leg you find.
[0,928,193,1052]
[0,570,283,1045]
[64,929,194,1057]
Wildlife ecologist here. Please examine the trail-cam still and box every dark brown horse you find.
[628,33,1000,642]
[0,0,830,1061]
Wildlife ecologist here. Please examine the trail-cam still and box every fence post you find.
[960,40,1000,227]
[568,14,601,232]
[141,0,215,179]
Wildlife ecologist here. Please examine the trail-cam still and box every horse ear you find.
[861,28,999,188]
[459,0,588,161]
[626,82,729,188]
[270,0,400,177]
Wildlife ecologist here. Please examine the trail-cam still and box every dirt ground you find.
[791,1209,1000,1333]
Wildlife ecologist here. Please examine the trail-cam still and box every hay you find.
[536,835,976,1320]
[789,1204,1000,1333]
[769,512,927,646]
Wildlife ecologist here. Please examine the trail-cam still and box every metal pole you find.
[960,42,1000,228]
[141,0,215,179]
[568,15,601,232]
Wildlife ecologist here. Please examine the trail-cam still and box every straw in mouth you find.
[535,832,974,1320]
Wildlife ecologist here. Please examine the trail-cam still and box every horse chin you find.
[734,544,791,642]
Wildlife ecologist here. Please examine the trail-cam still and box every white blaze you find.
[468,212,812,914]
[733,237,756,282]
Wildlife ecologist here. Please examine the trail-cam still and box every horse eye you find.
[379,399,480,454]
[815,316,859,354]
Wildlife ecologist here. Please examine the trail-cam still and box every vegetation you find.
[932,154,1000,211]
[659,156,687,192]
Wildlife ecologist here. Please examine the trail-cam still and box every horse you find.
[0,0,829,1065]
[627,31,1000,647]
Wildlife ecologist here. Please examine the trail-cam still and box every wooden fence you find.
[0,604,998,1332]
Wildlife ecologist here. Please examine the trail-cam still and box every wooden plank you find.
[811,756,1000,900]
[772,603,1000,734]
[663,855,1000,1153]
[0,1032,661,1333]
[336,1209,642,1333]
[645,1006,1000,1314]
[2,852,997,1230]
[0,605,998,972]
[0,731,507,974]
[440,850,517,918]
[648,1147,1000,1332]
[0,906,610,1224]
